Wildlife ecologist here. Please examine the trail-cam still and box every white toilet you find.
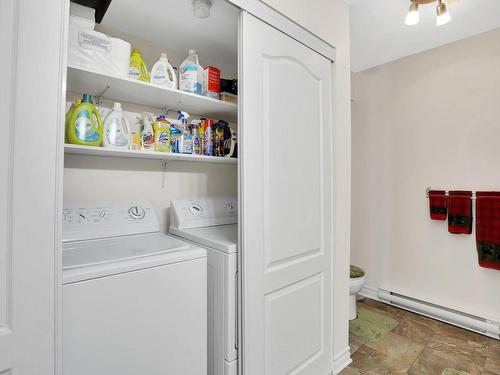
[349,265,366,320]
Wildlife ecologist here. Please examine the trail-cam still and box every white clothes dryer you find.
[169,196,238,375]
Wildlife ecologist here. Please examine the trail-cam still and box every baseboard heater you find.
[377,288,500,340]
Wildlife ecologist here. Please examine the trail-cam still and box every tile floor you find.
[341,299,500,375]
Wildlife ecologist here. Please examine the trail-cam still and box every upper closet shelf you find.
[66,65,238,123]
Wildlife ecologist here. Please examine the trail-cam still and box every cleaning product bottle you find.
[102,102,131,149]
[179,49,203,94]
[150,53,177,89]
[178,111,192,154]
[129,132,141,150]
[140,112,155,151]
[153,115,170,152]
[214,120,228,157]
[170,122,182,153]
[65,98,81,143]
[204,119,215,156]
[129,48,149,82]
[67,94,103,146]
[191,120,201,155]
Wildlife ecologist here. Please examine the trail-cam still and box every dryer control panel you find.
[170,196,237,230]
[62,201,159,242]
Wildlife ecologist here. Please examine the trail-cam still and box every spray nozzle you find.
[177,111,190,124]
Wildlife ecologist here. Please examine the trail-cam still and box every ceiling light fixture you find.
[404,0,452,27]
[436,0,451,26]
[193,0,213,19]
[405,1,420,26]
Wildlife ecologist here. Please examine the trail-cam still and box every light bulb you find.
[405,2,419,26]
[436,1,451,26]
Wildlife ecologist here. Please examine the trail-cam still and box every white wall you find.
[351,28,500,321]
[259,0,352,370]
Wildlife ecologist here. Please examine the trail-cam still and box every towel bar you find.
[425,187,478,199]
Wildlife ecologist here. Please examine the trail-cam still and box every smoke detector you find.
[193,0,213,19]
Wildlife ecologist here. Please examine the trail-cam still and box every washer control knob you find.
[128,206,145,220]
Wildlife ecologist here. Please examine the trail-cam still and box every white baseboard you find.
[332,347,351,374]
[359,285,379,301]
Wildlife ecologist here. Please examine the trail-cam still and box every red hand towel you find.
[447,191,473,234]
[475,192,500,271]
[428,190,447,220]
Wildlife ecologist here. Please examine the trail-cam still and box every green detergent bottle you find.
[129,48,150,82]
[67,94,103,146]
[65,98,81,143]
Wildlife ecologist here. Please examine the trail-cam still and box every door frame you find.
[55,3,71,374]
[228,0,336,62]
[51,1,339,374]
[3,0,69,374]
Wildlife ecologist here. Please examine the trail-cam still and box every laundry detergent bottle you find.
[67,94,103,146]
[103,102,131,149]
[179,49,203,94]
[65,98,81,143]
[150,53,177,89]
[129,48,149,82]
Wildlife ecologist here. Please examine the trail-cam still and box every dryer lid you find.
[170,224,238,254]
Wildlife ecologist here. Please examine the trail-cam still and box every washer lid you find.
[170,224,237,254]
[64,233,193,269]
[62,233,206,284]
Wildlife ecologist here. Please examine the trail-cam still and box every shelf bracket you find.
[95,85,110,108]
[160,159,168,189]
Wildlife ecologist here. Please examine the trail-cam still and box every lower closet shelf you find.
[64,144,238,164]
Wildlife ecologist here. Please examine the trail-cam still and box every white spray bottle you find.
[178,111,192,154]
[139,112,155,150]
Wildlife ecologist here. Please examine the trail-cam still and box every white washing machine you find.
[169,196,238,375]
[62,201,207,375]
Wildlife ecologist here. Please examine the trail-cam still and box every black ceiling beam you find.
[71,0,112,23]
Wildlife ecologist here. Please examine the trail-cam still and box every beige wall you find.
[351,28,500,321]
[260,0,352,368]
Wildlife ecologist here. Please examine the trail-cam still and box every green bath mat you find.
[441,369,469,375]
[349,307,397,343]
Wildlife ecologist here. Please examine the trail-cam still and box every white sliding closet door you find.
[0,0,66,373]
[239,11,333,375]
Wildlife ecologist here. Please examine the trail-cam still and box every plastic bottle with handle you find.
[179,49,203,94]
[150,53,177,89]
[102,102,131,149]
